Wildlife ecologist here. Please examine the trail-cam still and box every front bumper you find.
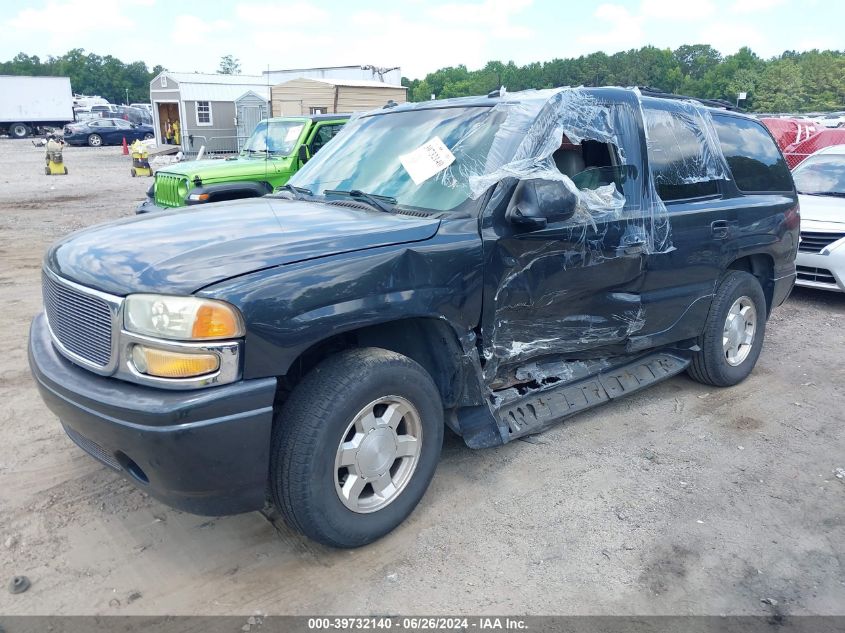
[795,249,845,293]
[28,312,277,516]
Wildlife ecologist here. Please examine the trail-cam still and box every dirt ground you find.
[0,138,843,617]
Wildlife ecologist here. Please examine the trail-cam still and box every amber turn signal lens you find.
[192,304,242,339]
[132,345,219,378]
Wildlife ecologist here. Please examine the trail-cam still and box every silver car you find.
[793,145,845,292]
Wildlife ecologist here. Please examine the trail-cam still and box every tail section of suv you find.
[136,114,349,213]
[31,87,797,547]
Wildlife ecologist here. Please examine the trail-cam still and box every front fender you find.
[198,221,484,381]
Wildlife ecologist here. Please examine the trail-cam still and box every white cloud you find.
[9,0,133,34]
[170,15,229,47]
[234,2,329,24]
[426,0,534,39]
[731,0,789,14]
[697,23,765,54]
[640,0,716,20]
[575,4,644,54]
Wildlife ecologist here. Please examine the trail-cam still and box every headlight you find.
[124,295,245,340]
[177,180,188,197]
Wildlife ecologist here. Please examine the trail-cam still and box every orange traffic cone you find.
[122,137,128,155]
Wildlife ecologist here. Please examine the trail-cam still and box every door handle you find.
[711,220,729,239]
[617,239,647,257]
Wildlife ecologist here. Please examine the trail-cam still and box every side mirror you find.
[506,178,578,230]
[298,145,309,163]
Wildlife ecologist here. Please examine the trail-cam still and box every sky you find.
[0,0,840,79]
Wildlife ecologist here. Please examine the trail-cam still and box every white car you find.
[793,145,845,291]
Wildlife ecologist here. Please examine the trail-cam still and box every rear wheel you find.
[88,134,102,147]
[270,348,444,548]
[9,123,29,139]
[688,271,767,387]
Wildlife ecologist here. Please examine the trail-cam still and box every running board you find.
[496,352,691,440]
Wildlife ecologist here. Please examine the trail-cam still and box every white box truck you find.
[0,75,74,139]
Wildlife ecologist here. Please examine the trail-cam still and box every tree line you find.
[3,45,843,113]
[0,49,164,104]
[402,46,845,113]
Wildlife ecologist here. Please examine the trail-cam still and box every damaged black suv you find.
[29,87,798,548]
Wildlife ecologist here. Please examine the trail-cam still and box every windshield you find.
[243,120,305,156]
[289,106,507,212]
[794,153,845,195]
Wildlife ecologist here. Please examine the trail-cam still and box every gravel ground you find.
[0,138,843,616]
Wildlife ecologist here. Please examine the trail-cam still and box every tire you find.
[88,134,102,147]
[143,133,154,140]
[271,347,444,548]
[63,166,68,174]
[9,123,29,139]
[130,168,136,177]
[44,166,50,175]
[688,270,767,387]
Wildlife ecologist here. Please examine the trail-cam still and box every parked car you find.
[792,145,845,291]
[89,104,119,116]
[30,87,798,548]
[113,105,153,126]
[136,114,348,213]
[130,103,153,114]
[63,118,154,147]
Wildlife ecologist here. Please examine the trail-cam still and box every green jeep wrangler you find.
[136,114,349,214]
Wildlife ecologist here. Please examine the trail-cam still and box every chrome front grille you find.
[42,271,114,368]
[798,231,845,253]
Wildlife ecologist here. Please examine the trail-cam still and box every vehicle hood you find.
[798,194,845,230]
[46,198,441,296]
[158,156,295,182]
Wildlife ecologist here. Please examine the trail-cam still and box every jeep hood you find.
[46,198,440,295]
[157,156,295,182]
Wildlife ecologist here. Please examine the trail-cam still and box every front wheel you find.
[688,270,767,387]
[143,133,154,140]
[88,134,102,147]
[9,123,29,139]
[270,348,444,548]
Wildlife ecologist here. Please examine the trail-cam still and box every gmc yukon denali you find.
[29,88,798,548]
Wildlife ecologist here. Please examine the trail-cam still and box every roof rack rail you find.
[637,86,744,112]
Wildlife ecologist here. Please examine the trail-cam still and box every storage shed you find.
[148,72,270,153]
[270,78,407,117]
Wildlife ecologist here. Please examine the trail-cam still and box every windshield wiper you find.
[276,184,313,200]
[324,189,397,214]
[798,190,845,197]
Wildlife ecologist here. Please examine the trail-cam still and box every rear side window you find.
[643,106,720,201]
[712,115,793,192]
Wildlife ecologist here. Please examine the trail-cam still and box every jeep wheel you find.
[688,270,766,387]
[270,347,443,548]
[9,123,29,139]
[88,134,103,147]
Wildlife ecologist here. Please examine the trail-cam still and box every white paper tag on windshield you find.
[399,137,456,185]
[284,126,301,142]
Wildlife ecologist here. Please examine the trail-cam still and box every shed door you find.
[239,105,264,148]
